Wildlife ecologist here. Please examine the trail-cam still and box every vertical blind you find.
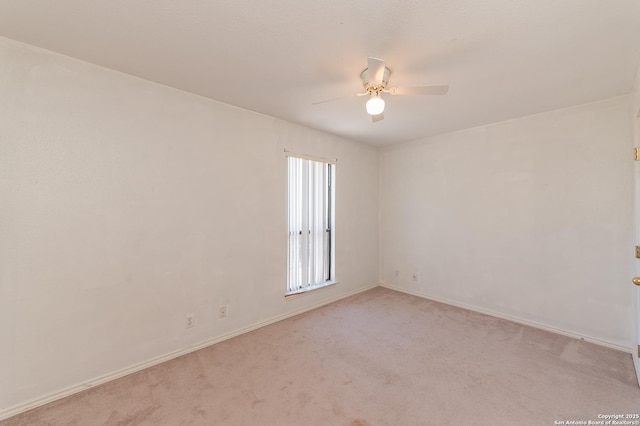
[287,155,334,294]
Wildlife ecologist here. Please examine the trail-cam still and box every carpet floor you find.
[3,287,640,425]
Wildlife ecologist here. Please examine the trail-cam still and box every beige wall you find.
[0,37,379,413]
[379,96,634,349]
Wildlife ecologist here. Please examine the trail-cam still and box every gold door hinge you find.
[637,345,640,358]
[635,148,640,161]
[635,246,640,259]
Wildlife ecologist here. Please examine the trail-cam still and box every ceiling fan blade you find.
[367,57,386,85]
[387,85,449,96]
[312,92,367,105]
[372,112,384,123]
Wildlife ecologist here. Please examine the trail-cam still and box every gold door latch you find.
[633,277,640,286]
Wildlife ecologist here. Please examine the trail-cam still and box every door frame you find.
[633,109,640,387]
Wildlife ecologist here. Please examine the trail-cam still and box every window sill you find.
[285,280,338,299]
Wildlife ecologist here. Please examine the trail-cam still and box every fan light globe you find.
[366,95,385,115]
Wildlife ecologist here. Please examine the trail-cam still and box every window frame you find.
[285,151,336,297]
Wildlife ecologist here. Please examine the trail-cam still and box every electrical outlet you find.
[394,270,399,277]
[186,314,194,328]
[411,273,418,282]
[219,306,227,319]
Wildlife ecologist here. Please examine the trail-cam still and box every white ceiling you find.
[1,0,640,145]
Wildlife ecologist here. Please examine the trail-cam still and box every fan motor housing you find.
[360,66,391,91]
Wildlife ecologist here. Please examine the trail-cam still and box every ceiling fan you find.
[313,57,449,122]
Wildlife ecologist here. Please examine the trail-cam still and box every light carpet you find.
[3,287,639,425]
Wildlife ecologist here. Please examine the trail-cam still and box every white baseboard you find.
[380,283,634,355]
[0,283,378,421]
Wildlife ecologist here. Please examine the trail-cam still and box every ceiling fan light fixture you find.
[366,94,385,116]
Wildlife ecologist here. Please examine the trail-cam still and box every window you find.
[286,153,335,295]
